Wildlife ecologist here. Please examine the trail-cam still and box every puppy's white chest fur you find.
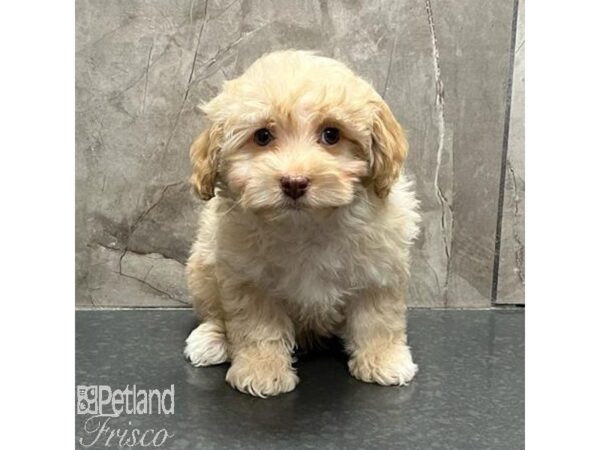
[205,181,420,331]
[222,208,356,307]
[219,210,366,332]
[257,219,357,307]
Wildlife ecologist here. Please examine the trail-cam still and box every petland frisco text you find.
[77,384,175,447]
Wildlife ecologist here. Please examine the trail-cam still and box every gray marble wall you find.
[76,0,524,308]
[496,0,524,304]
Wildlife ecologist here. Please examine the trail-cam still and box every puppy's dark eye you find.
[254,128,273,146]
[320,127,340,145]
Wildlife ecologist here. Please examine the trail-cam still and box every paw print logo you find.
[76,385,98,415]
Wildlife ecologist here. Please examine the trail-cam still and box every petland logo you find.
[77,385,175,448]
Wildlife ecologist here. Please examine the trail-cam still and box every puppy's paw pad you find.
[349,346,418,386]
[184,322,228,367]
[226,360,299,398]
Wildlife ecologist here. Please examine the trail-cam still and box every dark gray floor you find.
[76,309,524,450]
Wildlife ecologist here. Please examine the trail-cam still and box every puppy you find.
[184,50,420,397]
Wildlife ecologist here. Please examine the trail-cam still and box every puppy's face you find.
[190,51,408,212]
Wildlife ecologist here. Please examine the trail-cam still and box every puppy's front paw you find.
[184,322,229,367]
[226,355,299,398]
[349,344,418,386]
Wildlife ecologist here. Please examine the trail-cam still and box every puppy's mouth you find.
[278,200,311,213]
[281,198,308,211]
[279,196,345,212]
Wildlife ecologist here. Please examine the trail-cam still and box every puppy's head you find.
[190,50,408,211]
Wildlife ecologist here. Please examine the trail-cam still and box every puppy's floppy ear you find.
[189,125,220,200]
[370,100,409,198]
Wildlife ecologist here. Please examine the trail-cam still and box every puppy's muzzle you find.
[280,176,310,200]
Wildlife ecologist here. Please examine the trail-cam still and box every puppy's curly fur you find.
[184,50,421,397]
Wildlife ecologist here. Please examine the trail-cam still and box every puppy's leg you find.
[184,250,228,367]
[222,283,298,398]
[343,287,417,386]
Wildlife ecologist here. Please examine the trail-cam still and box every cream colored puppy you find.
[184,50,420,397]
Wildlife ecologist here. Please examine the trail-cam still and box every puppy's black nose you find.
[280,176,310,200]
